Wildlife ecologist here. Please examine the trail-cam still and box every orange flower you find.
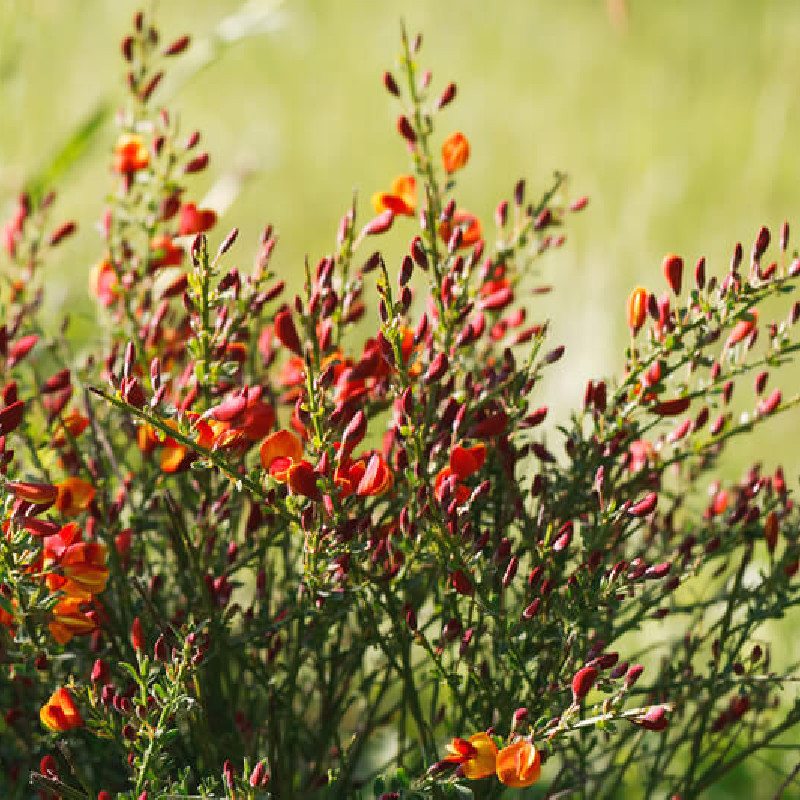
[90,259,119,308]
[113,133,149,174]
[48,596,100,644]
[442,132,470,173]
[54,477,96,517]
[439,210,482,249]
[372,175,416,216]
[43,522,109,598]
[445,732,498,779]
[160,438,190,473]
[260,430,304,476]
[496,740,541,788]
[40,687,83,731]
[137,420,191,473]
[52,541,109,597]
[627,287,648,336]
[52,410,90,448]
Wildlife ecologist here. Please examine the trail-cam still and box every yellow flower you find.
[445,732,498,780]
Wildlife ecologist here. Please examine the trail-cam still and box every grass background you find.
[4,0,800,795]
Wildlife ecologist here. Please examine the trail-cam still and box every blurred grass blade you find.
[25,102,110,202]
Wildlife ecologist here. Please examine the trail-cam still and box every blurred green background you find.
[4,1,800,795]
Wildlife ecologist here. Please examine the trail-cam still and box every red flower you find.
[178,203,217,236]
[434,442,486,504]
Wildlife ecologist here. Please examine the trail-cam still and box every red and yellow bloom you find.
[54,477,96,517]
[113,133,149,174]
[372,175,417,217]
[445,732,498,779]
[40,687,83,731]
[496,740,541,788]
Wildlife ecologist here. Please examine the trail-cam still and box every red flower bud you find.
[754,225,770,260]
[451,569,474,596]
[274,307,303,356]
[764,510,779,554]
[572,665,598,702]
[396,115,417,143]
[436,82,457,109]
[570,195,589,212]
[757,388,781,417]
[250,760,270,788]
[629,492,658,517]
[625,664,644,688]
[8,334,39,367]
[91,658,109,683]
[184,153,209,174]
[662,253,683,296]
[652,397,690,417]
[383,71,400,97]
[131,617,144,653]
[422,352,449,385]
[694,256,706,290]
[636,705,669,731]
[48,221,77,247]
[361,210,395,237]
[163,34,190,56]
[0,400,24,434]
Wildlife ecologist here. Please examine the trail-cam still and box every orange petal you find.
[260,429,303,470]
[496,740,541,787]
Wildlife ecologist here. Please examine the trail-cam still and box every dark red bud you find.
[396,115,416,143]
[163,34,190,56]
[383,71,400,96]
[399,255,414,286]
[754,226,770,259]
[436,82,456,109]
[184,152,209,174]
[48,221,77,247]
